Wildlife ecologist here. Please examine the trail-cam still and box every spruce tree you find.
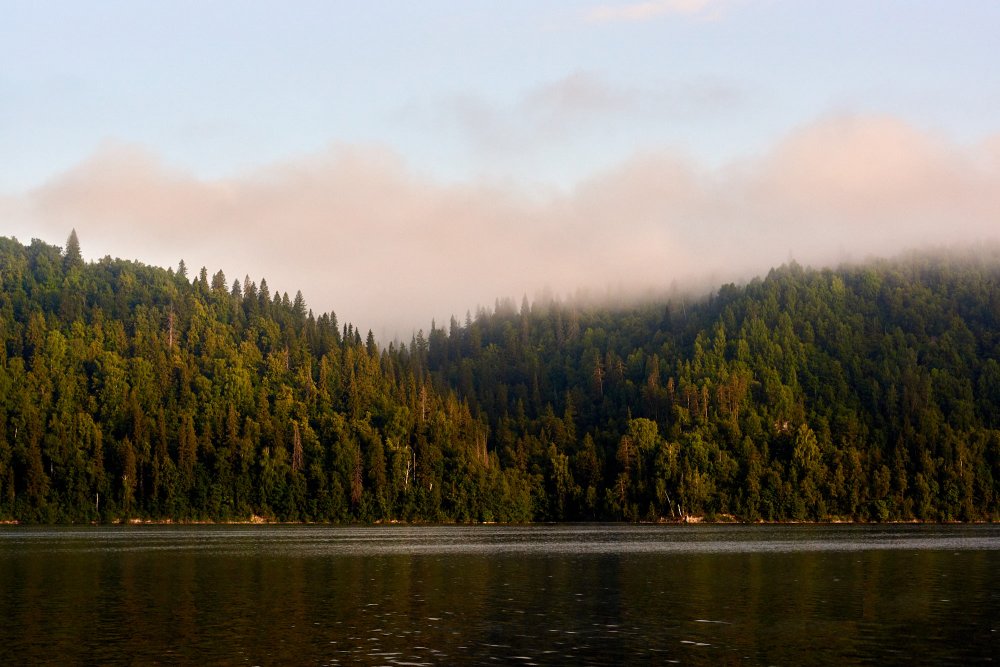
[63,228,83,270]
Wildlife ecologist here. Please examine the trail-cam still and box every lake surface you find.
[0,524,997,665]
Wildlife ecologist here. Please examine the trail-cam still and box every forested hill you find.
[1,233,999,524]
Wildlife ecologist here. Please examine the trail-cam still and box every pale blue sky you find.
[3,1,997,191]
[3,1,999,336]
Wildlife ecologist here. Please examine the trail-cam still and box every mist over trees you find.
[0,232,998,523]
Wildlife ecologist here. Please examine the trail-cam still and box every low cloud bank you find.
[4,115,999,338]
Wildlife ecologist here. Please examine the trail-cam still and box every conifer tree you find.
[63,229,83,270]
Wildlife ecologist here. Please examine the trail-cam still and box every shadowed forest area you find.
[1,233,999,523]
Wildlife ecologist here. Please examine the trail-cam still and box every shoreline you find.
[0,516,993,527]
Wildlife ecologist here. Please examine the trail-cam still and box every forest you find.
[1,231,998,523]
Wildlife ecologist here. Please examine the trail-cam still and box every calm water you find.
[0,524,997,665]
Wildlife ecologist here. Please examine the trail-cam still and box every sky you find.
[2,1,999,339]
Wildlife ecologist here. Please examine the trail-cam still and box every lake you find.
[0,524,997,664]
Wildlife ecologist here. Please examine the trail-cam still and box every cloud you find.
[445,72,635,152]
[584,0,728,23]
[440,72,742,156]
[525,71,633,117]
[3,115,999,339]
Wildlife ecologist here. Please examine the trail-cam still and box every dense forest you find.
[1,232,999,523]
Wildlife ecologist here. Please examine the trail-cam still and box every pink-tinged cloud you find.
[585,0,726,23]
[3,115,999,339]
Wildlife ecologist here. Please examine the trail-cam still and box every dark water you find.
[0,524,997,665]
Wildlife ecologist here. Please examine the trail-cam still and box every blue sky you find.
[4,0,997,189]
[3,1,1000,336]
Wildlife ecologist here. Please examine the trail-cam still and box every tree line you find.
[0,232,998,522]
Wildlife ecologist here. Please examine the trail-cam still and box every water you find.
[0,524,997,665]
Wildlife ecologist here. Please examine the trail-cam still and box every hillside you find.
[1,233,998,522]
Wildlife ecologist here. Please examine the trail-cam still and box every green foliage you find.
[1,234,999,523]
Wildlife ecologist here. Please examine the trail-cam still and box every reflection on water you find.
[0,525,997,665]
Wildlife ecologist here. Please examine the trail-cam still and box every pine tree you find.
[63,229,83,270]
[293,290,307,320]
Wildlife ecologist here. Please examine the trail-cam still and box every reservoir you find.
[0,524,997,664]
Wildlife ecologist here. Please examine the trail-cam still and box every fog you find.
[3,114,999,339]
